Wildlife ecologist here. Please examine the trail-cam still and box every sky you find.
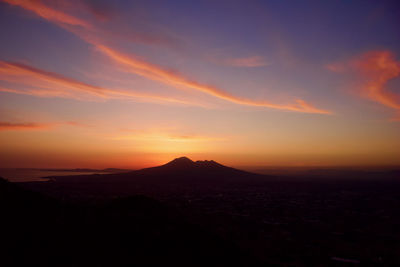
[0,0,399,169]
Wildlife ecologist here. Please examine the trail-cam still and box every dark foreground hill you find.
[0,177,255,267]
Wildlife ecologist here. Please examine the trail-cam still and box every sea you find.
[0,169,123,182]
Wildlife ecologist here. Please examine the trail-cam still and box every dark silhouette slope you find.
[133,156,260,180]
[0,177,256,267]
[25,157,269,198]
[8,165,400,265]
[49,156,266,183]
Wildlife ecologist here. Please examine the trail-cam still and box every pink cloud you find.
[218,56,270,68]
[328,50,400,120]
[0,61,207,107]
[325,63,346,73]
[0,121,52,131]
[354,51,400,110]
[2,0,332,114]
[95,45,330,114]
[0,120,100,131]
[3,0,91,28]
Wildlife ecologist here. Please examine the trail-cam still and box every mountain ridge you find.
[138,156,240,172]
[24,157,269,198]
[46,156,262,180]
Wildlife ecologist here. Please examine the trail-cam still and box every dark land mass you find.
[38,168,132,173]
[0,175,252,267]
[3,157,400,266]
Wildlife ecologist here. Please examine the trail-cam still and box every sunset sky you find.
[0,0,399,168]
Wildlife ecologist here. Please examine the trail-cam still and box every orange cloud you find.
[64,121,91,127]
[0,61,207,107]
[390,116,400,122]
[328,50,400,120]
[2,0,331,114]
[2,0,177,47]
[2,0,91,28]
[325,63,346,73]
[353,51,400,111]
[80,0,116,22]
[114,132,222,142]
[0,121,52,131]
[95,45,331,114]
[0,61,106,97]
[0,120,95,131]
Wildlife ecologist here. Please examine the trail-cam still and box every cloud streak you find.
[95,45,331,114]
[217,56,271,68]
[113,132,224,143]
[2,0,331,114]
[354,51,400,110]
[0,61,208,107]
[329,50,400,119]
[3,0,91,28]
[2,0,177,47]
[0,61,106,97]
[0,121,52,131]
[0,120,94,131]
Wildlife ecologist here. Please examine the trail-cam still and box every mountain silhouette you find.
[164,156,195,167]
[136,156,253,176]
[27,157,269,198]
[161,156,225,169]
[50,157,263,182]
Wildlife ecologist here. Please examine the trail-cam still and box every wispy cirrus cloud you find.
[354,51,400,110]
[2,0,331,114]
[0,121,52,131]
[213,55,271,68]
[64,121,91,127]
[113,133,222,143]
[328,50,400,120]
[390,115,400,122]
[0,61,107,98]
[0,120,95,131]
[80,0,116,22]
[113,128,224,143]
[325,63,346,73]
[0,60,208,107]
[2,0,91,28]
[3,0,178,47]
[95,45,330,113]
